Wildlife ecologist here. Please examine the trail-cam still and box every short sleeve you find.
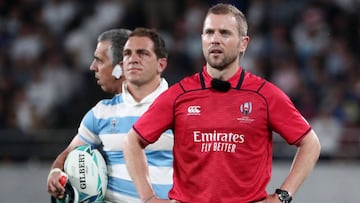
[260,82,311,145]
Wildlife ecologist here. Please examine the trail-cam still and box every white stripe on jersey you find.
[78,122,101,144]
[99,131,173,151]
[105,189,141,203]
[108,164,173,185]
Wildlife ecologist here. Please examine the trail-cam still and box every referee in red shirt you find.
[123,3,321,203]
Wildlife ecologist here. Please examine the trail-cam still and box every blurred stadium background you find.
[0,0,359,202]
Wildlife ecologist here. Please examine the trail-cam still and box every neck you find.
[206,59,240,80]
[127,78,161,102]
[114,78,125,94]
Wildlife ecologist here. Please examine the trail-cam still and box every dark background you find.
[0,0,359,169]
[0,0,359,202]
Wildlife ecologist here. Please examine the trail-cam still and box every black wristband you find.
[275,188,292,203]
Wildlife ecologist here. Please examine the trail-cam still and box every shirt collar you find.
[122,78,168,106]
[202,66,243,88]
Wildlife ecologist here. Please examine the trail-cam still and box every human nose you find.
[89,60,97,71]
[210,32,221,44]
[126,53,139,64]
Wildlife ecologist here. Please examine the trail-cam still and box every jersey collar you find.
[200,66,245,90]
[122,78,169,106]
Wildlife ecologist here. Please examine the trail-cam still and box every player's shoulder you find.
[156,73,200,101]
[90,95,123,115]
[176,72,202,92]
[96,94,123,106]
[242,71,270,92]
[242,71,286,98]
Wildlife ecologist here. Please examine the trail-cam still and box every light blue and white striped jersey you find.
[77,79,173,203]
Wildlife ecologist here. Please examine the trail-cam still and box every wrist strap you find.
[143,195,156,203]
[47,168,62,181]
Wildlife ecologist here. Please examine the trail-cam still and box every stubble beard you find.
[206,53,238,71]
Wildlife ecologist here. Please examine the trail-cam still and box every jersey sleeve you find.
[77,103,102,146]
[260,82,311,145]
[134,84,182,143]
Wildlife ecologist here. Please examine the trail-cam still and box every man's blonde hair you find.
[206,3,248,36]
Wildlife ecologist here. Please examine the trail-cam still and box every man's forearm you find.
[51,154,67,170]
[50,136,85,170]
[280,130,321,195]
[123,129,155,201]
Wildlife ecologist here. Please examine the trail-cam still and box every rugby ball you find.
[64,145,107,203]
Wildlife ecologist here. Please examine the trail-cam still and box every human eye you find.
[203,29,214,35]
[123,50,131,57]
[220,30,231,37]
[138,50,150,57]
[93,57,102,64]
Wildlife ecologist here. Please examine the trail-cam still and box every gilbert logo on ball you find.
[64,145,108,203]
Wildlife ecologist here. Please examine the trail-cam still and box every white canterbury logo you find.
[188,106,201,115]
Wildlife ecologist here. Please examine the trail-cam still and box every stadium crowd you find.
[0,0,359,159]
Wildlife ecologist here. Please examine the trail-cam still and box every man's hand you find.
[47,168,66,199]
[257,193,281,203]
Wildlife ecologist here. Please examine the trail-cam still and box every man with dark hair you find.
[47,28,173,202]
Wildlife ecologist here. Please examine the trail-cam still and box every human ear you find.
[157,58,167,73]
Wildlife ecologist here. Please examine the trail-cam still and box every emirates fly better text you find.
[193,130,245,153]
